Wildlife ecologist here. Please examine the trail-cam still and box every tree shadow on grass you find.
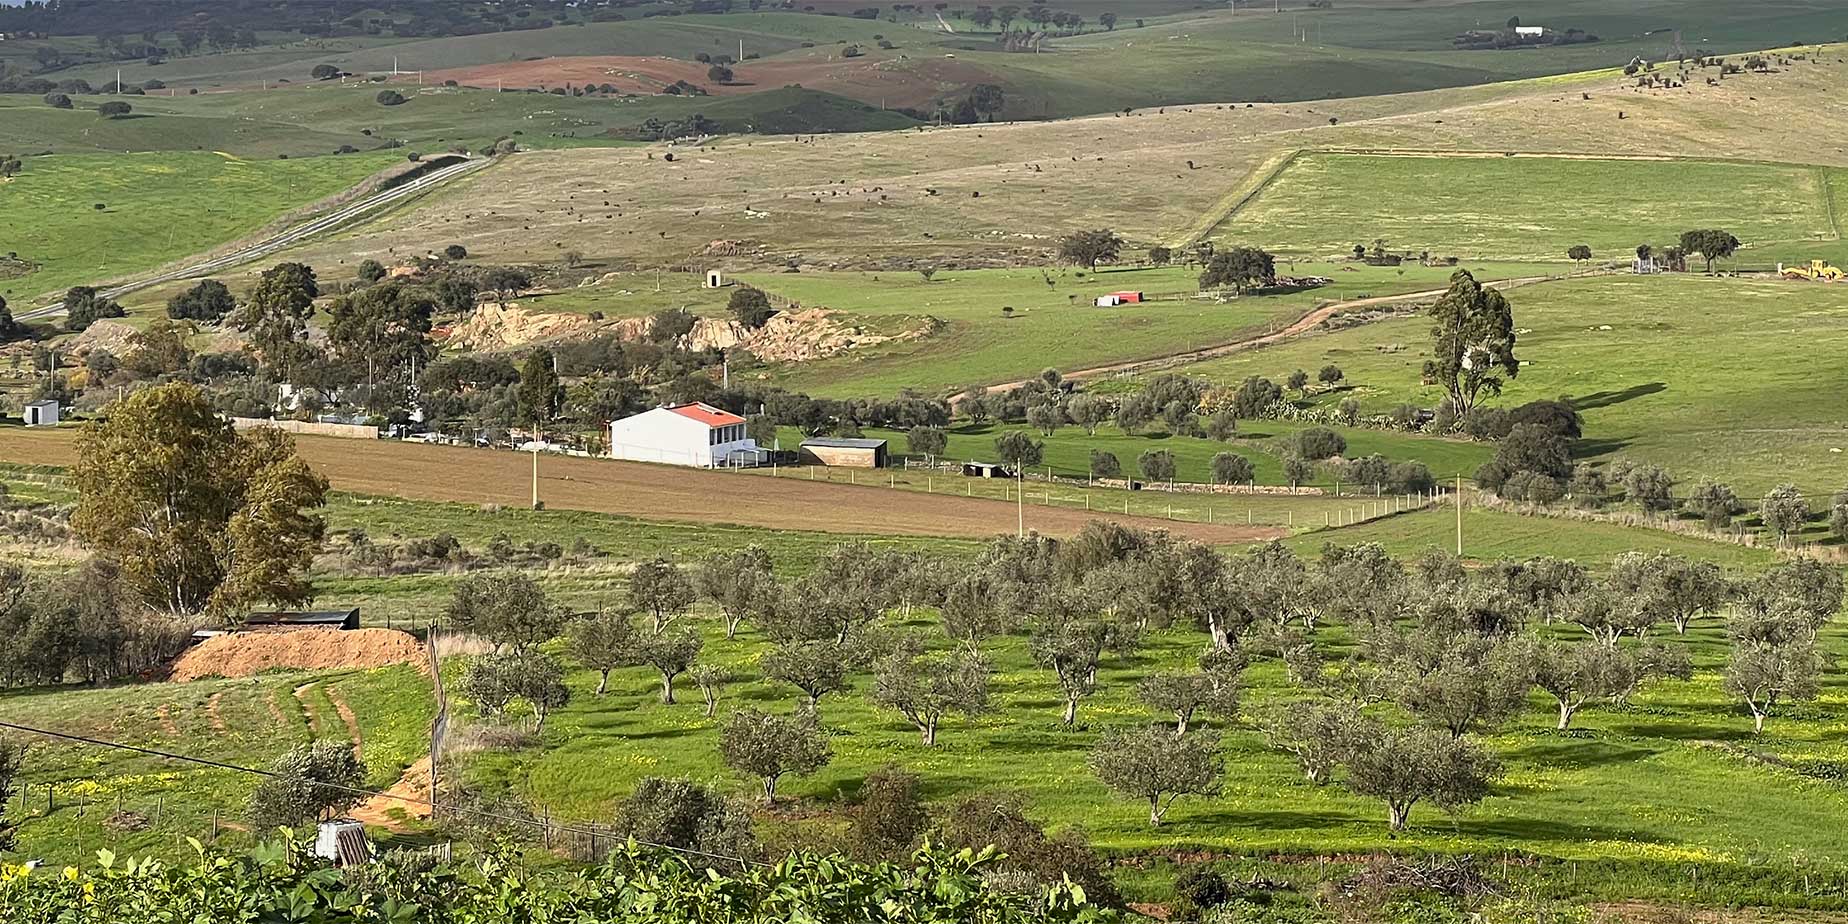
[1567,383,1667,412]
[1500,737,1660,771]
[1181,807,1359,831]
[1452,815,1667,845]
[1571,436,1630,460]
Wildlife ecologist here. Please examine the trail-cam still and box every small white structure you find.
[1094,294,1123,307]
[1515,25,1545,37]
[23,400,59,427]
[313,820,372,867]
[704,269,727,288]
[609,402,763,468]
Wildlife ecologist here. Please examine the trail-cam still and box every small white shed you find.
[23,400,59,427]
[704,270,727,288]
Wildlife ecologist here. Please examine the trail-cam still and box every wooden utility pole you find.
[1455,474,1463,555]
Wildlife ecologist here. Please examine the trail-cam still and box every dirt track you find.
[0,428,1279,545]
[991,272,1579,390]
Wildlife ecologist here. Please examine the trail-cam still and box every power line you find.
[0,718,759,869]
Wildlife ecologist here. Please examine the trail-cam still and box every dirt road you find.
[0,428,1280,545]
[991,273,1575,390]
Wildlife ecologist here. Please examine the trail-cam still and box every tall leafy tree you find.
[1198,246,1275,293]
[71,384,327,619]
[1678,229,1740,273]
[1056,229,1123,271]
[1338,720,1498,831]
[1421,270,1518,417]
[516,347,564,432]
[166,278,236,323]
[232,262,320,378]
[325,281,436,381]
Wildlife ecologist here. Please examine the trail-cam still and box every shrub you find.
[1211,452,1254,485]
[1288,426,1346,461]
[376,89,407,106]
[1174,867,1233,909]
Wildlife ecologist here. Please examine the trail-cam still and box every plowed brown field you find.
[1,427,1280,544]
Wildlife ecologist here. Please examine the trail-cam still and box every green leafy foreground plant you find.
[0,836,1111,923]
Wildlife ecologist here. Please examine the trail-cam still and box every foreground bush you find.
[0,837,1111,923]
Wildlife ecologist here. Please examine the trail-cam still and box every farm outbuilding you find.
[23,400,58,426]
[962,461,1010,478]
[1094,291,1144,307]
[800,437,888,468]
[704,270,727,288]
[610,402,764,468]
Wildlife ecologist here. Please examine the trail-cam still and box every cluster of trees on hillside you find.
[0,383,329,689]
[436,519,1842,843]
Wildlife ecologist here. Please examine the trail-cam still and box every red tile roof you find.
[668,403,746,427]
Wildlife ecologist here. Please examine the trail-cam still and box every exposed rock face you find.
[441,301,597,350]
[441,301,940,362]
[65,319,139,358]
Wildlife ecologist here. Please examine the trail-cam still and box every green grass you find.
[0,83,915,159]
[810,419,1492,486]
[740,261,1552,397]
[1292,505,1778,570]
[1160,273,1848,494]
[1228,153,1847,263]
[0,150,397,301]
[0,665,431,862]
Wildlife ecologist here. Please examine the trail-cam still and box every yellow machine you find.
[1779,259,1847,281]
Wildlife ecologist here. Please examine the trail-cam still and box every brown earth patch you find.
[206,692,228,732]
[0,427,1279,545]
[324,685,365,760]
[155,703,180,737]
[170,628,426,683]
[349,756,435,832]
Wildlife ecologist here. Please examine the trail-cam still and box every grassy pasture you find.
[0,150,398,302]
[0,664,432,863]
[1162,274,1848,494]
[0,83,913,158]
[1,467,1824,900]
[1227,153,1847,263]
[738,261,1551,397]
[812,419,1492,489]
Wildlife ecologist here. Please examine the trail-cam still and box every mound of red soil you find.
[170,628,425,682]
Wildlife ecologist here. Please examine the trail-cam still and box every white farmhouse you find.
[608,402,763,468]
[1514,25,1545,37]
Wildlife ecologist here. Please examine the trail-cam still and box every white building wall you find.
[609,408,758,468]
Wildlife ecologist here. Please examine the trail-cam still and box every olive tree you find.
[1608,551,1728,635]
[569,609,636,695]
[762,640,852,710]
[1684,479,1742,529]
[871,649,991,745]
[628,557,697,634]
[1138,650,1243,735]
[444,572,565,653]
[247,740,366,829]
[1137,449,1176,486]
[691,664,731,718]
[1759,484,1810,546]
[906,426,948,465]
[1727,611,1824,735]
[1090,726,1223,825]
[696,546,778,639]
[634,629,703,705]
[719,709,831,802]
[1259,700,1361,785]
[1065,394,1112,435]
[1340,721,1498,831]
